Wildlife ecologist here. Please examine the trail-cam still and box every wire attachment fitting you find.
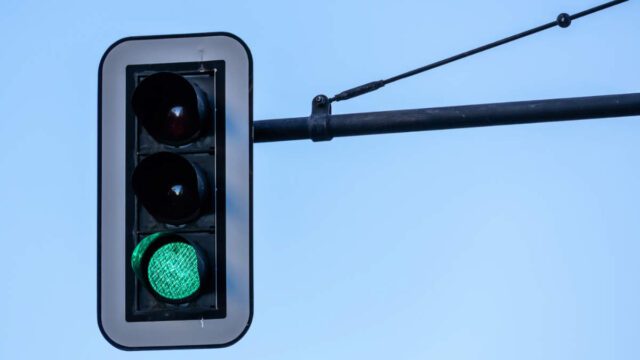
[557,13,572,28]
[329,80,386,103]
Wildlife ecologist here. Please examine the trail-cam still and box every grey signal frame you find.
[98,32,253,350]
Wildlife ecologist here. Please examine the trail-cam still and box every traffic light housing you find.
[98,33,252,350]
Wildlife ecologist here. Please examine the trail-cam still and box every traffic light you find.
[98,33,252,350]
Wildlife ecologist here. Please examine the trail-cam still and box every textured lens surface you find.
[147,242,200,300]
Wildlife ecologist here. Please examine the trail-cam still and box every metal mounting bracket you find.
[308,94,333,141]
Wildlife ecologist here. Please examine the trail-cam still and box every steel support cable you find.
[328,0,629,103]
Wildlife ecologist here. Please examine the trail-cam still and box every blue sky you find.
[1,0,639,358]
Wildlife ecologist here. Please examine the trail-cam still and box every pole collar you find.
[309,94,333,141]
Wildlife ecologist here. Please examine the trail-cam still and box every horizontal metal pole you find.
[254,93,640,143]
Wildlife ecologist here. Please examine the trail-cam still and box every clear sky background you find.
[1,0,639,359]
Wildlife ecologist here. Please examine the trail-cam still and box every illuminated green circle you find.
[147,242,201,301]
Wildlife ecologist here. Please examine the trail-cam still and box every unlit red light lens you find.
[165,105,194,139]
[131,72,209,146]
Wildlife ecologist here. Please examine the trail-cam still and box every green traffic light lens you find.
[147,242,201,300]
[131,232,207,303]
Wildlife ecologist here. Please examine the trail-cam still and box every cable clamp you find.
[308,95,333,142]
